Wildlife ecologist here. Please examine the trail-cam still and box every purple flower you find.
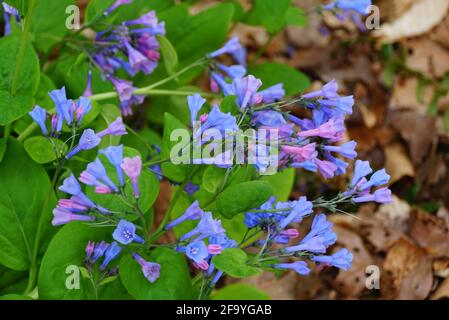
[100,145,125,186]
[74,97,92,124]
[97,117,127,137]
[49,87,72,126]
[165,200,204,230]
[278,197,313,230]
[29,105,48,135]
[359,168,390,191]
[132,253,161,283]
[121,156,142,198]
[184,182,199,196]
[2,2,20,35]
[105,0,132,15]
[80,158,118,193]
[100,242,122,270]
[125,11,158,27]
[207,36,248,66]
[353,187,392,204]
[323,140,357,159]
[110,77,134,101]
[285,214,336,253]
[230,75,263,110]
[66,129,101,159]
[324,0,372,15]
[313,248,353,270]
[216,63,247,79]
[298,119,338,139]
[274,261,311,276]
[318,96,354,115]
[244,197,278,229]
[112,220,144,245]
[315,159,338,179]
[210,72,232,95]
[194,106,238,142]
[180,212,225,241]
[302,80,339,100]
[259,84,285,103]
[51,207,94,226]
[83,70,93,97]
[187,94,206,127]
[252,110,286,128]
[351,160,372,187]
[92,241,109,262]
[182,241,209,264]
[85,241,95,259]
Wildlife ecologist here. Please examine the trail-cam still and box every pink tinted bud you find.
[121,156,142,180]
[95,185,113,194]
[147,50,160,61]
[207,244,222,255]
[85,241,95,258]
[199,113,208,123]
[281,229,299,239]
[210,78,219,93]
[194,260,209,270]
[251,93,263,105]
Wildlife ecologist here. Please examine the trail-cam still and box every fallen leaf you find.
[374,0,449,43]
[381,237,433,299]
[431,278,449,299]
[384,143,415,183]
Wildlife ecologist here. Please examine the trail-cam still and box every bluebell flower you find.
[100,242,122,270]
[216,63,247,79]
[194,106,239,142]
[259,84,285,103]
[92,241,109,263]
[313,248,353,270]
[209,235,237,249]
[165,200,204,230]
[74,97,92,124]
[49,87,72,127]
[112,220,144,245]
[323,140,357,159]
[184,182,199,196]
[285,214,336,253]
[180,212,225,241]
[351,160,372,187]
[66,129,101,159]
[302,80,339,100]
[100,145,125,186]
[278,197,313,230]
[51,207,94,226]
[83,70,93,97]
[359,168,390,191]
[181,241,209,264]
[324,0,372,15]
[325,153,349,175]
[187,94,206,127]
[252,110,286,128]
[208,36,244,62]
[85,241,95,260]
[244,197,279,229]
[29,105,48,135]
[210,72,232,95]
[274,261,311,276]
[97,117,127,137]
[230,75,263,110]
[80,158,118,193]
[105,0,132,15]
[2,2,20,35]
[121,156,142,198]
[318,95,354,115]
[59,174,96,208]
[353,187,392,204]
[132,253,161,283]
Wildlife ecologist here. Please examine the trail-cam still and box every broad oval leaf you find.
[212,248,260,278]
[216,181,273,219]
[24,136,67,164]
[119,247,194,300]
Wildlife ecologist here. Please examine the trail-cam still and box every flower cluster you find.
[84,240,122,272]
[166,201,236,286]
[52,145,143,225]
[28,88,127,160]
[92,5,165,115]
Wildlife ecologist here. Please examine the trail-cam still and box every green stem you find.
[11,0,37,96]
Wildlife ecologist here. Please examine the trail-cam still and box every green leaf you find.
[244,0,291,34]
[262,168,295,201]
[212,283,271,300]
[0,138,6,163]
[0,35,40,125]
[212,248,260,278]
[161,113,188,182]
[24,136,67,164]
[0,294,33,300]
[38,222,116,299]
[158,35,178,76]
[31,0,75,53]
[0,138,56,270]
[285,6,307,26]
[120,127,162,160]
[249,62,310,96]
[35,74,56,110]
[219,95,239,115]
[0,265,28,294]
[202,166,227,193]
[120,248,194,299]
[216,181,272,219]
